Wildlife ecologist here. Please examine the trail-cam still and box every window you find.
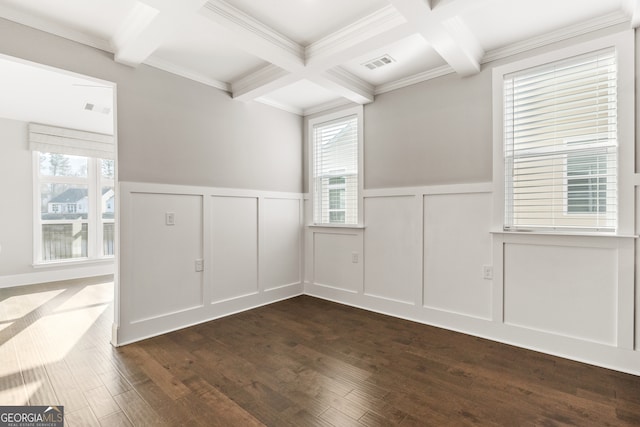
[310,107,362,226]
[36,153,114,262]
[494,32,634,233]
[30,123,115,263]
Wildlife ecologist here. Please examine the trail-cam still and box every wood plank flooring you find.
[1,276,640,426]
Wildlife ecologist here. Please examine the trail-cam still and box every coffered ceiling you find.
[0,0,637,115]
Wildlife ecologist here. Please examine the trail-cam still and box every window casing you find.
[493,31,634,234]
[309,106,363,226]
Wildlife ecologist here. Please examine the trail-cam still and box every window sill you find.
[33,257,115,269]
[307,224,366,230]
[491,229,637,239]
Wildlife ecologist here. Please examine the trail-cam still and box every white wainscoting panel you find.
[423,192,492,320]
[303,198,313,285]
[117,182,303,345]
[261,197,301,291]
[363,196,420,304]
[313,231,363,293]
[504,243,617,345]
[128,192,204,323]
[637,186,640,350]
[210,196,258,303]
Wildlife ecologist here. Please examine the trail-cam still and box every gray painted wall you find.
[364,71,492,189]
[0,19,302,278]
[0,18,303,193]
[0,118,32,275]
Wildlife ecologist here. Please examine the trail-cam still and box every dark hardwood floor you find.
[1,276,640,426]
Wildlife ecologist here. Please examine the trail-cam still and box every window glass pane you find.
[41,184,89,220]
[41,223,88,261]
[101,186,115,220]
[39,153,88,177]
[101,159,115,179]
[103,223,115,256]
[329,188,345,210]
[329,212,345,223]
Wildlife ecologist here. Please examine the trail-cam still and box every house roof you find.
[49,188,88,204]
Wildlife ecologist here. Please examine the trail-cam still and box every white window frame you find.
[33,153,115,265]
[492,31,634,235]
[308,105,364,227]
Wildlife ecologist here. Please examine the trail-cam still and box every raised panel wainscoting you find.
[117,182,303,345]
[305,182,640,375]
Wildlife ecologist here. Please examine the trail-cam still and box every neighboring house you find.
[47,188,88,215]
[45,187,114,217]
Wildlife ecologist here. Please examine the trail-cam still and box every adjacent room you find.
[0,0,639,425]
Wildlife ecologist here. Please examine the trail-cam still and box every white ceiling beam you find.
[231,64,301,101]
[208,4,410,104]
[389,0,484,76]
[305,5,411,69]
[112,0,208,67]
[624,0,640,28]
[200,0,304,71]
[313,68,375,104]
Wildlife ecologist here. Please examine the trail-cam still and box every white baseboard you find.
[0,263,115,289]
[304,281,640,376]
[116,282,303,346]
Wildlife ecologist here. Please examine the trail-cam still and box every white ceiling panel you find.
[0,0,135,42]
[464,0,626,51]
[343,34,446,87]
[148,14,267,84]
[0,56,114,135]
[224,0,389,45]
[259,80,344,113]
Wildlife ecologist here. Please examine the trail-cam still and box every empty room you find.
[0,0,639,425]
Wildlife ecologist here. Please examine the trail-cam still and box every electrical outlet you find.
[351,252,359,263]
[165,212,175,226]
[483,265,493,280]
[195,259,204,272]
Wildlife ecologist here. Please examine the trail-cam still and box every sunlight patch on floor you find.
[0,289,65,320]
[0,379,42,406]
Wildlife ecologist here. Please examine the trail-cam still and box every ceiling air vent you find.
[84,102,111,115]
[362,54,395,70]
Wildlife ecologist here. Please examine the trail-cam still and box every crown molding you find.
[230,64,294,99]
[315,67,374,104]
[144,56,230,92]
[306,5,407,64]
[202,0,304,68]
[303,99,355,117]
[482,12,630,64]
[374,65,454,95]
[0,4,112,53]
[255,97,303,116]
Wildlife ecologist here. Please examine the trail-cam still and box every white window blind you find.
[503,47,617,232]
[313,114,358,225]
[29,123,115,159]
